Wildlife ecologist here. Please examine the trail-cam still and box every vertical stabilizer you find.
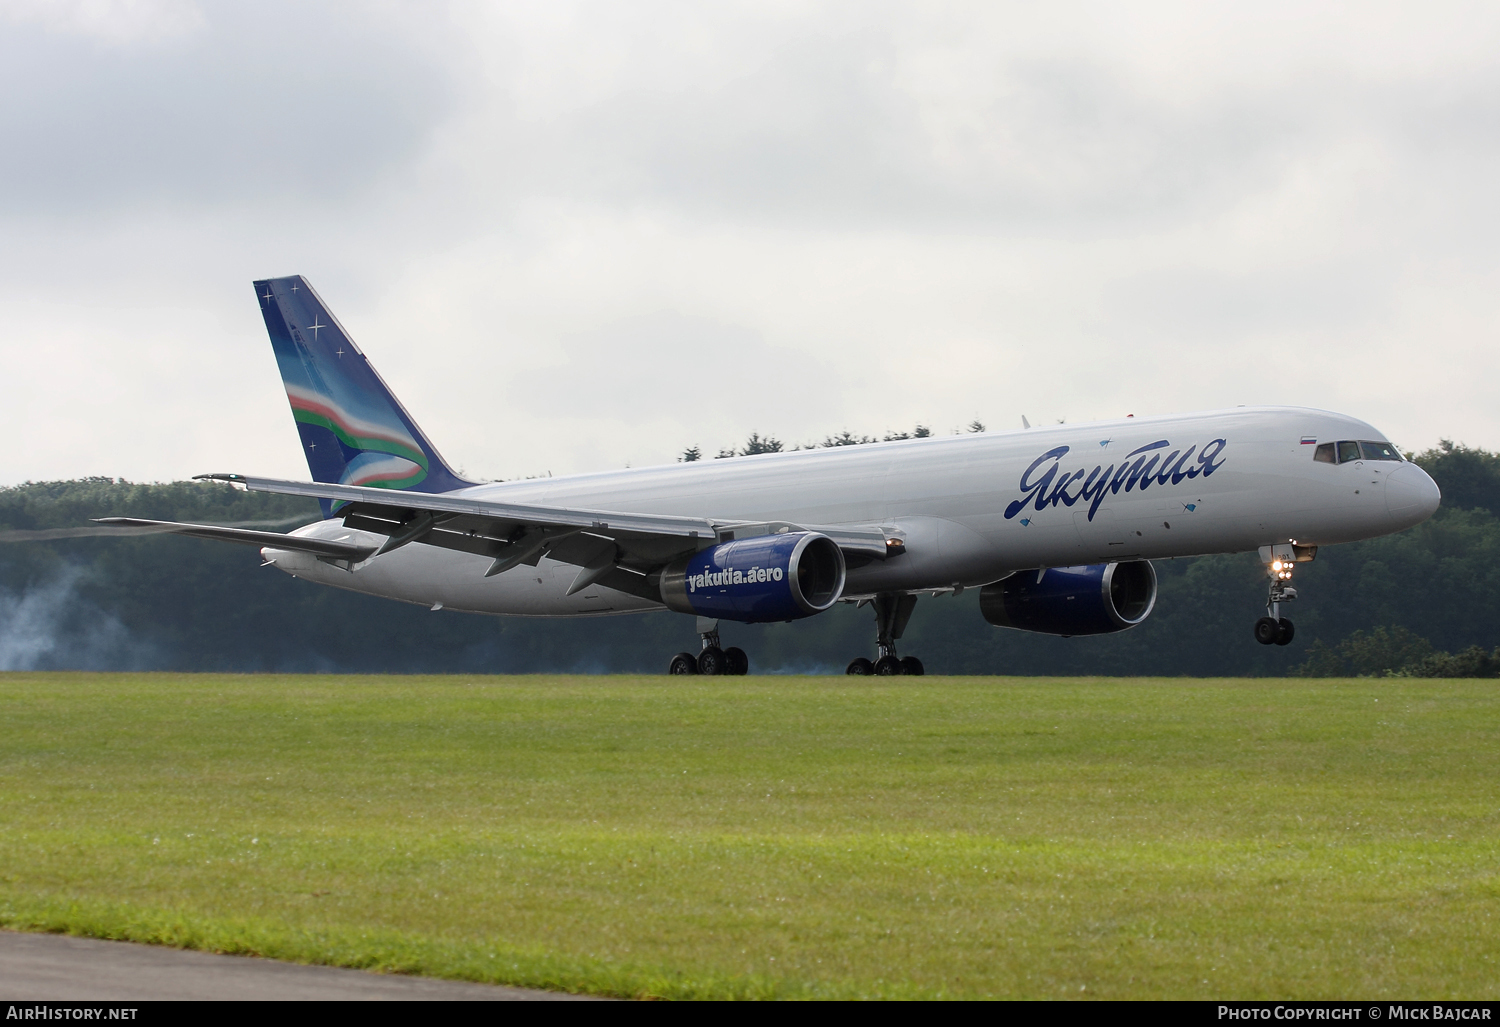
[254,276,473,511]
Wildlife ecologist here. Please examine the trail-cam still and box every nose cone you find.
[1386,464,1441,527]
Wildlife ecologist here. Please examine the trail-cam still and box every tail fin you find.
[254,275,473,506]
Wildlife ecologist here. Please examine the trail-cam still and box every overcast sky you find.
[2,0,1498,484]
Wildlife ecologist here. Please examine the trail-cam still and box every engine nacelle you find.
[979,560,1157,636]
[659,532,846,623]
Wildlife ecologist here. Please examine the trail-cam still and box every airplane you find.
[99,275,1443,676]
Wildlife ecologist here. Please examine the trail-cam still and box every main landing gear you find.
[1254,551,1297,647]
[846,594,925,676]
[668,618,749,675]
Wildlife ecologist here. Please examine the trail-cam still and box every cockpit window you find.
[1314,443,1336,464]
[1337,441,1362,463]
[1360,441,1402,461]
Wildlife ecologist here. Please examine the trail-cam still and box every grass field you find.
[0,672,1497,999]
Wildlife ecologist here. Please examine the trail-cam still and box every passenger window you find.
[1314,443,1336,464]
[1359,441,1402,461]
[1337,441,1361,463]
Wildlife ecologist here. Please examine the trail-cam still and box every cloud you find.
[3,1,1500,486]
[1,0,206,46]
[0,0,455,216]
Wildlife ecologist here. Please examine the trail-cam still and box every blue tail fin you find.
[254,276,473,510]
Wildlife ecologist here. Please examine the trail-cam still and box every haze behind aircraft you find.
[102,275,1443,675]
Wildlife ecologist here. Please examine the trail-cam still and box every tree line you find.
[0,441,1496,676]
[680,422,982,462]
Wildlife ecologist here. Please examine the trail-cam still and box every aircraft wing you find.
[191,474,893,599]
[92,517,377,560]
[194,474,721,539]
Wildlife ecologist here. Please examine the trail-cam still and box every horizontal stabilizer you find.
[92,518,376,561]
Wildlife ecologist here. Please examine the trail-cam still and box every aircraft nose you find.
[1386,463,1441,527]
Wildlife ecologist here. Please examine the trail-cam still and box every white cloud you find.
[1,0,206,46]
[2,0,1500,486]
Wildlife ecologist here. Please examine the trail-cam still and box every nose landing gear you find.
[1254,614,1294,646]
[1254,545,1302,646]
[846,594,925,675]
[668,617,749,675]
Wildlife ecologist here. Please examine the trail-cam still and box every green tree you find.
[1413,440,1500,513]
[8,440,1500,676]
[1402,645,1500,678]
[739,432,783,455]
[1294,626,1434,677]
[823,430,875,447]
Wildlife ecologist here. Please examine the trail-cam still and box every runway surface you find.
[0,931,600,1001]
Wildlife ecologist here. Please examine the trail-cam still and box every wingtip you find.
[194,473,245,482]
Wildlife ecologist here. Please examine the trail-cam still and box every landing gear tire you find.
[697,646,727,676]
[1253,617,1280,645]
[1275,618,1295,646]
[874,655,904,676]
[668,652,699,675]
[846,657,874,676]
[724,646,749,676]
[900,656,925,676]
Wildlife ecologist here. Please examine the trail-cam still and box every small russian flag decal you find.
[1301,436,1317,445]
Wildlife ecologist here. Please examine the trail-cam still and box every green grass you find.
[1,672,1497,999]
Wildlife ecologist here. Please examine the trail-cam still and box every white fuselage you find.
[263,406,1441,617]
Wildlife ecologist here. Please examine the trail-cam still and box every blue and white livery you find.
[102,276,1442,675]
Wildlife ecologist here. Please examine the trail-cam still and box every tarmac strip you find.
[0,930,604,1001]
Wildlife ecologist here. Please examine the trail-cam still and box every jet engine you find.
[979,561,1157,636]
[658,532,846,623]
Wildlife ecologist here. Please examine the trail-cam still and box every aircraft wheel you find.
[697,646,727,676]
[846,657,874,676]
[725,646,750,676]
[900,656,925,676]
[668,652,699,675]
[1253,617,1280,645]
[874,655,904,676]
[1275,618,1296,646]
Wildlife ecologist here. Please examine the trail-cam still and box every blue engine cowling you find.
[978,561,1157,636]
[658,531,846,623]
